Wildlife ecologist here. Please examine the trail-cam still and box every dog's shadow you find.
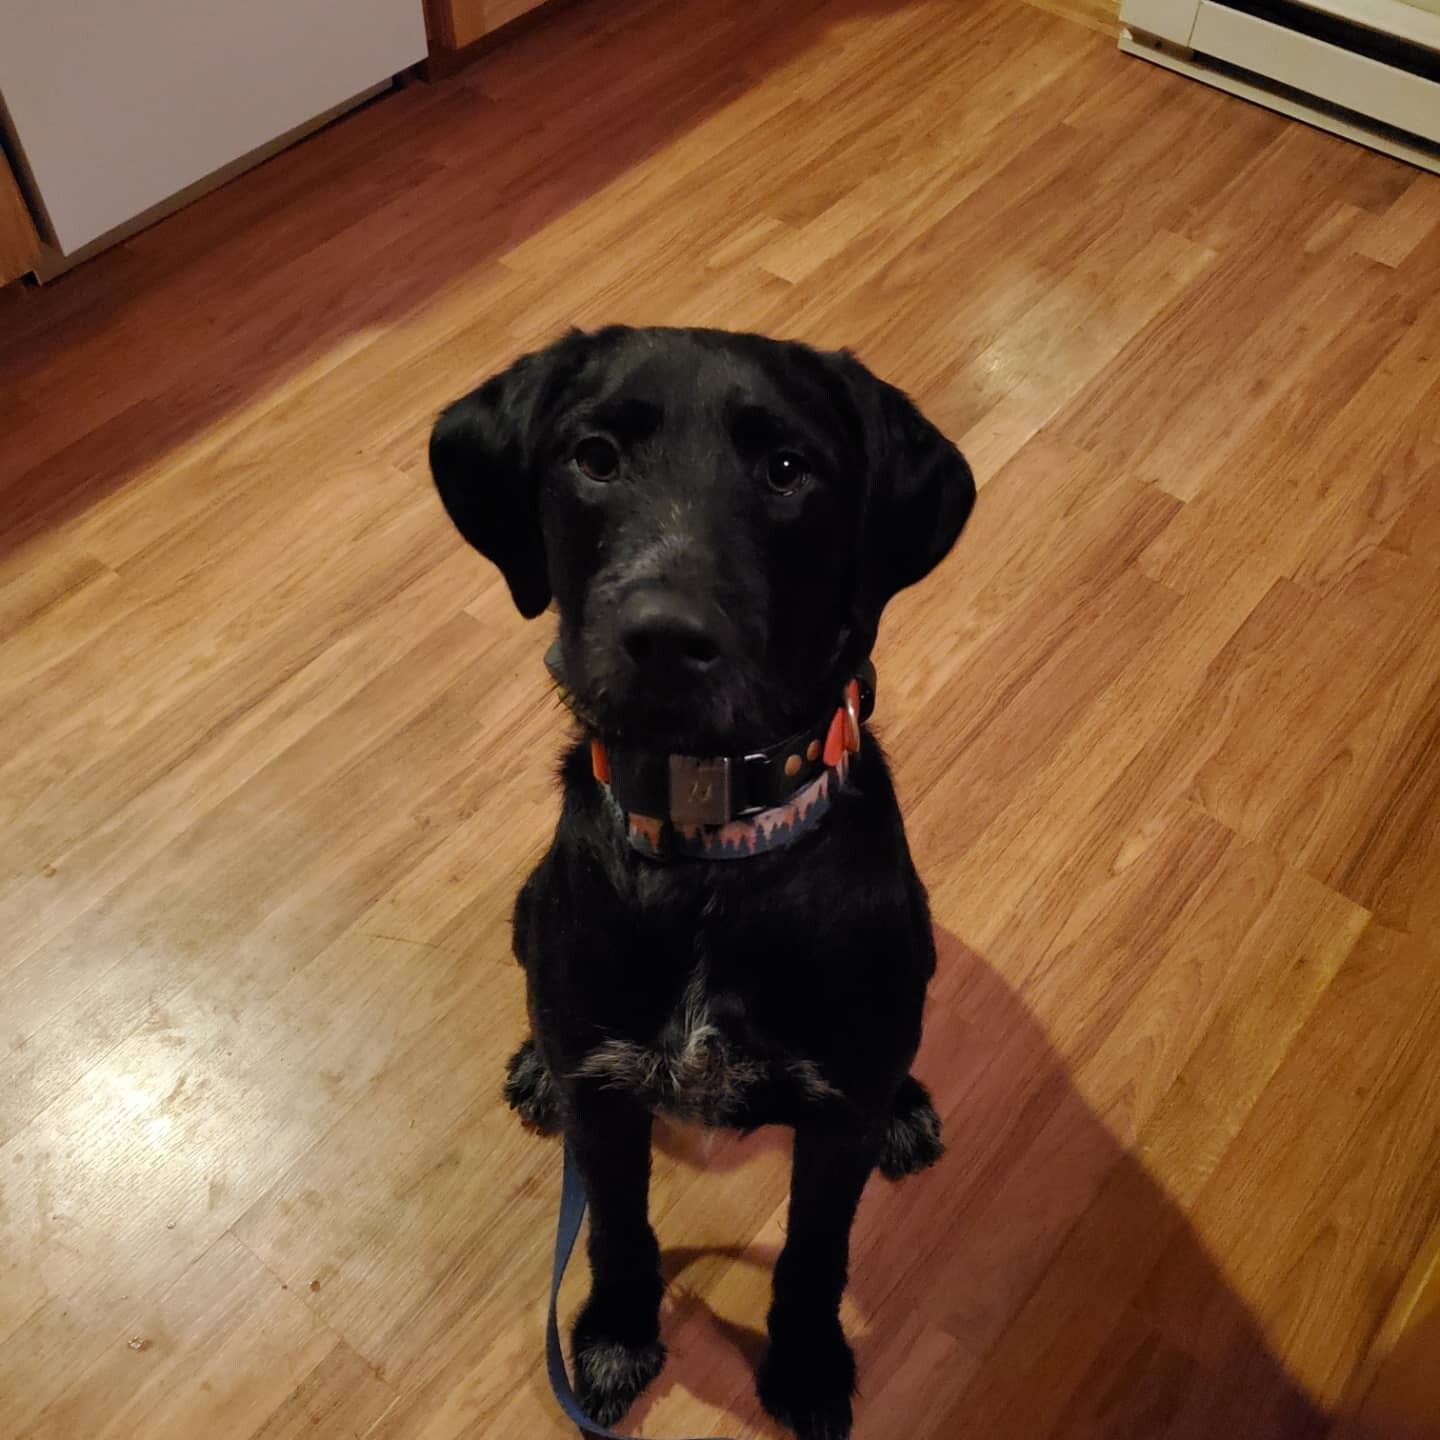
[632,928,1380,1440]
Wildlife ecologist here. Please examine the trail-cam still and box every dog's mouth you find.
[579,674,752,755]
[550,636,795,756]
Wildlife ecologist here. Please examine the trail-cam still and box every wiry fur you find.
[877,1075,944,1179]
[573,1333,668,1427]
[574,963,766,1124]
[520,1035,930,1175]
[504,1038,563,1133]
[788,1057,842,1104]
[430,326,975,1440]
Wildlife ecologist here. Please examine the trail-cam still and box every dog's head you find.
[430,326,973,752]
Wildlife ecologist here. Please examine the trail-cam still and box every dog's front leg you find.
[568,1083,666,1427]
[758,1119,882,1440]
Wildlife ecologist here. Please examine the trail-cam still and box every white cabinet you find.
[0,0,427,257]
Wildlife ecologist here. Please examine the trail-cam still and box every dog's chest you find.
[573,961,835,1126]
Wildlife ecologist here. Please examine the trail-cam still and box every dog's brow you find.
[727,398,833,465]
[728,400,796,450]
[580,396,662,444]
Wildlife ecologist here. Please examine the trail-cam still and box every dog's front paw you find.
[757,1317,856,1440]
[503,1038,562,1134]
[572,1305,666,1427]
[877,1074,944,1180]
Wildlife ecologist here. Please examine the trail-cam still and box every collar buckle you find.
[668,754,733,827]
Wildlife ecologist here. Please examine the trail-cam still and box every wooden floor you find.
[2,0,1440,1436]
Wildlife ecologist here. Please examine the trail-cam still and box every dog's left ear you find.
[429,331,592,619]
[829,350,976,643]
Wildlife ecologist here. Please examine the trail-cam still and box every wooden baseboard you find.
[0,143,42,286]
[421,0,582,79]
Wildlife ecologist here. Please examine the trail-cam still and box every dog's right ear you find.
[429,333,590,619]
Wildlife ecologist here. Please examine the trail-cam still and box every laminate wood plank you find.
[2,0,1439,1435]
[1326,690,1440,944]
[1049,247,1397,503]
[954,226,1217,479]
[928,560,1271,955]
[1175,119,1413,254]
[827,811,1236,1421]
[774,84,1247,407]
[1287,370,1440,597]
[19,1234,371,1440]
[1305,200,1371,254]
[949,555,1435,970]
[1332,1219,1440,1439]
[1133,925,1440,1415]
[1136,284,1440,597]
[504,8,1081,283]
[1350,174,1440,266]
[938,877,1371,1439]
[0,465,431,806]
[1381,450,1440,580]
[0,550,123,690]
[1024,0,1123,31]
[241,1340,398,1440]
[0,610,553,1117]
[501,9,1094,315]
[1188,552,1440,902]
[967,1157,1188,1433]
[1136,869,1371,1208]
[898,555,1183,895]
[1393,205,1440,289]
[0,129,456,498]
[0,838,546,1422]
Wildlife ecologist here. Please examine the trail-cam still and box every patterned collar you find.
[604,752,853,860]
[548,646,875,862]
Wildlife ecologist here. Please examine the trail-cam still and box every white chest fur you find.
[572,963,837,1125]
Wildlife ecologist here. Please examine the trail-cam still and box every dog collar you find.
[546,644,876,861]
[609,753,853,860]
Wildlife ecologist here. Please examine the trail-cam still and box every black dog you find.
[430,326,974,1440]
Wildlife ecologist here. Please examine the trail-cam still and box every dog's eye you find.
[573,437,620,482]
[764,451,812,495]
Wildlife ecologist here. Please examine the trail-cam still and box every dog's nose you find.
[618,591,721,674]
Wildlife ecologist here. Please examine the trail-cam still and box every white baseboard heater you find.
[1119,0,1440,173]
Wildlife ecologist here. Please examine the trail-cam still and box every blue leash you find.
[547,1141,736,1439]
